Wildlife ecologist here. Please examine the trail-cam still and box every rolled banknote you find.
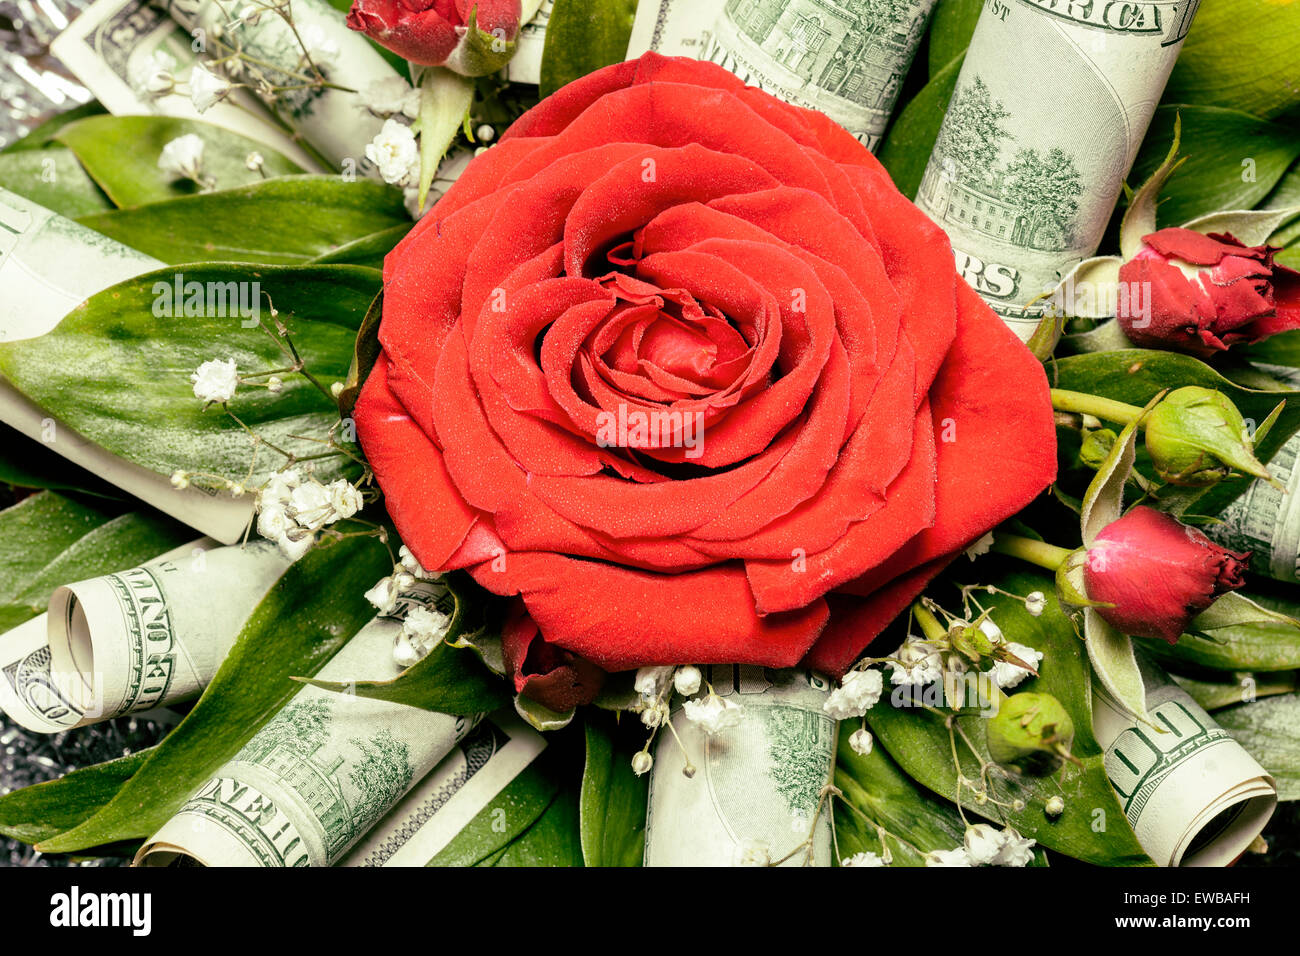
[46,540,291,726]
[0,188,255,543]
[644,666,837,866]
[1092,655,1276,867]
[50,0,324,170]
[157,0,400,171]
[913,0,1200,340]
[505,0,553,84]
[339,713,545,866]
[628,0,938,150]
[135,583,479,866]
[0,615,84,734]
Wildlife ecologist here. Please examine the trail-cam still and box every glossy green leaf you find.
[309,223,410,270]
[0,101,106,153]
[1084,608,1148,724]
[1128,107,1300,229]
[0,749,151,846]
[415,68,473,216]
[877,53,962,199]
[1163,0,1300,122]
[579,710,647,867]
[1144,591,1300,672]
[56,115,303,209]
[36,532,392,853]
[0,148,113,219]
[1171,671,1298,713]
[926,0,980,77]
[1215,694,1300,801]
[75,177,408,265]
[867,567,1152,866]
[486,785,583,866]
[337,289,383,421]
[539,0,638,98]
[0,264,378,489]
[299,576,510,715]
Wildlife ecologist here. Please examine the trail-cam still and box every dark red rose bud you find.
[1083,505,1249,644]
[347,0,521,73]
[501,599,605,712]
[1117,228,1300,357]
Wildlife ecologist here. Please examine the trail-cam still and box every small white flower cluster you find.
[991,641,1044,690]
[255,468,364,560]
[190,357,238,404]
[840,851,886,867]
[886,625,1043,692]
[361,77,420,120]
[823,668,883,720]
[365,118,421,189]
[629,664,743,777]
[364,546,447,667]
[923,824,1036,867]
[189,64,231,113]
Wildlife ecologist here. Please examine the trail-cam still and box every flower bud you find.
[1145,386,1273,487]
[986,692,1074,776]
[346,0,522,74]
[1118,227,1300,357]
[1083,506,1249,643]
[1079,427,1116,470]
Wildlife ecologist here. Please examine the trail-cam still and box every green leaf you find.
[0,749,151,845]
[0,424,117,497]
[867,567,1152,866]
[298,576,510,715]
[1215,694,1300,801]
[1084,608,1148,724]
[538,0,638,98]
[0,101,106,154]
[1128,107,1300,230]
[1145,591,1300,672]
[309,223,410,270]
[415,68,474,215]
[74,177,408,265]
[337,289,383,421]
[877,53,962,199]
[1120,113,1183,261]
[1171,670,1298,713]
[0,148,113,219]
[0,264,378,489]
[55,115,304,209]
[579,710,647,867]
[35,532,392,853]
[926,0,981,78]
[486,784,583,866]
[1163,0,1300,122]
[1181,206,1300,247]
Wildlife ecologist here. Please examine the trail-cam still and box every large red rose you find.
[355,53,1056,693]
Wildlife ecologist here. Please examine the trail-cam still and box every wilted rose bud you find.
[1145,386,1273,487]
[1118,227,1300,357]
[1083,506,1249,644]
[347,0,522,74]
[986,692,1074,776]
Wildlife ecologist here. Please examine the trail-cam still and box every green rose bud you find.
[986,691,1075,776]
[1144,386,1275,487]
[1079,427,1117,470]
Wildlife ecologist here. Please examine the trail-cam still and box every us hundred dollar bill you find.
[46,540,292,728]
[644,666,837,866]
[1092,655,1276,867]
[136,583,481,867]
[0,188,255,543]
[157,0,399,171]
[50,0,323,170]
[914,0,1201,340]
[504,0,553,84]
[628,0,938,150]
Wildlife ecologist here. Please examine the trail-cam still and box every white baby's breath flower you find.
[673,665,702,696]
[256,506,290,540]
[245,151,264,172]
[399,544,437,580]
[888,636,944,687]
[159,133,207,182]
[683,694,742,735]
[992,828,1036,867]
[188,64,230,113]
[631,751,652,776]
[964,531,995,560]
[848,728,873,756]
[639,700,667,729]
[361,76,420,117]
[841,851,885,867]
[267,375,283,393]
[823,668,883,720]
[633,665,673,701]
[170,470,189,489]
[288,481,335,530]
[190,357,238,403]
[1025,590,1047,617]
[326,479,364,520]
[402,605,448,645]
[275,529,313,561]
[992,642,1044,690]
[393,632,421,668]
[1045,795,1065,817]
[364,575,400,614]
[144,70,175,95]
[963,823,1005,865]
[364,118,419,187]
[924,847,973,867]
[735,840,771,867]
[296,23,340,67]
[475,123,495,143]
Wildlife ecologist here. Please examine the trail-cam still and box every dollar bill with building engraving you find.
[1092,654,1275,867]
[136,583,482,866]
[644,666,836,866]
[628,0,937,150]
[913,0,1200,340]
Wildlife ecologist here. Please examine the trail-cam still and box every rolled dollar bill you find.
[0,616,83,734]
[644,666,837,866]
[913,0,1200,340]
[1202,434,1300,583]
[135,583,478,866]
[0,188,255,543]
[50,0,324,171]
[339,713,545,866]
[1092,654,1276,866]
[505,0,553,84]
[157,0,400,171]
[629,0,938,150]
[46,540,291,727]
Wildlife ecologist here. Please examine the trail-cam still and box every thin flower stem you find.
[911,603,948,644]
[990,532,1073,572]
[1049,388,1144,426]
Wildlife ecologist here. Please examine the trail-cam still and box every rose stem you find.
[1049,389,1145,426]
[989,532,1073,572]
[911,603,949,644]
